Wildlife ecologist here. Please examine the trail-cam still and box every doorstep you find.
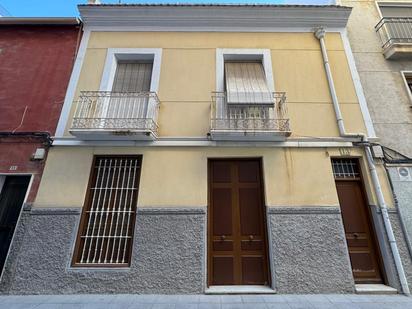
[355,284,398,294]
[205,285,276,294]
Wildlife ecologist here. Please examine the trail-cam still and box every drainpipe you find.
[314,28,410,295]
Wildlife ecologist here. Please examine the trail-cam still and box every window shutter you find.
[112,62,153,92]
[225,62,273,105]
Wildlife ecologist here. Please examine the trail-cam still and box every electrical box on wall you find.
[398,167,412,182]
[31,148,46,160]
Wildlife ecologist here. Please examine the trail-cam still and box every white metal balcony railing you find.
[210,92,290,135]
[71,91,160,138]
[376,17,412,50]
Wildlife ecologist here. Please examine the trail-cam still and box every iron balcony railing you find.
[375,17,412,49]
[211,92,290,133]
[71,91,160,134]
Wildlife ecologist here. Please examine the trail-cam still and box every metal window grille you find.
[73,156,141,267]
[332,159,360,179]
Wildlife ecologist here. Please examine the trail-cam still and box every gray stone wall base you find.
[0,207,205,295]
[268,207,355,294]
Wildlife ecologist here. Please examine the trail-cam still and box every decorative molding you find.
[52,137,355,148]
[79,5,352,30]
[137,207,206,215]
[267,206,341,214]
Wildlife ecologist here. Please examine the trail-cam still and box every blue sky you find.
[0,0,331,17]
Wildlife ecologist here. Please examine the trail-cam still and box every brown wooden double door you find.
[208,159,270,286]
[334,159,384,283]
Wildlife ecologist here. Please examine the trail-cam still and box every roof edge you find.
[0,17,81,26]
[79,4,352,30]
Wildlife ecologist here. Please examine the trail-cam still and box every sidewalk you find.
[0,294,411,309]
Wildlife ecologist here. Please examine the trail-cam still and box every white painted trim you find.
[55,29,91,138]
[400,71,412,106]
[341,29,377,138]
[99,48,162,92]
[52,137,355,148]
[85,25,346,33]
[0,173,34,282]
[216,49,275,92]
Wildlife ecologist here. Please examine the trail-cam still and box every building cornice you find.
[78,5,352,30]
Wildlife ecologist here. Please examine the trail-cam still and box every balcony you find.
[210,92,291,141]
[375,17,412,59]
[70,91,160,140]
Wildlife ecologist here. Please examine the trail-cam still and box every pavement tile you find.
[155,295,181,304]
[176,295,200,304]
[198,295,221,303]
[241,295,265,303]
[324,295,353,303]
[308,303,335,309]
[335,303,361,309]
[287,302,313,309]
[282,295,308,303]
[221,304,246,309]
[304,295,330,303]
[266,304,291,309]
[198,304,221,309]
[151,304,176,309]
[0,304,40,309]
[82,305,127,309]
[127,304,154,309]
[220,295,242,303]
[174,304,199,309]
[35,304,83,309]
[127,295,159,304]
[262,295,287,303]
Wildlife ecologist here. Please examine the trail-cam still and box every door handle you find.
[249,235,254,241]
[220,235,226,241]
[353,233,359,239]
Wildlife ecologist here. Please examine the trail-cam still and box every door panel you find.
[0,176,30,274]
[336,180,384,283]
[209,159,269,286]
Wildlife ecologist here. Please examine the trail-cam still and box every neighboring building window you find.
[401,71,412,105]
[378,4,412,44]
[72,155,142,267]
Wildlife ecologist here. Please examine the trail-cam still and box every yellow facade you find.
[36,30,393,211]
[62,32,366,138]
[35,146,394,209]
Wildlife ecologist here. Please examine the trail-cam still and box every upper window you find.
[72,155,142,267]
[112,61,153,92]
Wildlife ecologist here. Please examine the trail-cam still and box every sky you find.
[0,0,331,17]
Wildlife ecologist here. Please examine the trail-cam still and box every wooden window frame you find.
[71,155,142,268]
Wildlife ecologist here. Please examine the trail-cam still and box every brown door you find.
[333,159,384,284]
[208,159,270,286]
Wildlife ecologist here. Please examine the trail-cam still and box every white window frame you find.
[216,48,275,92]
[401,71,412,105]
[100,48,162,93]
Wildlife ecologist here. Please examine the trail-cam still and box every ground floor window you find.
[72,155,142,267]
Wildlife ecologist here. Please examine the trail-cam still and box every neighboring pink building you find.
[0,18,81,280]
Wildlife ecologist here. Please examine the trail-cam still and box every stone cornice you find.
[78,5,352,30]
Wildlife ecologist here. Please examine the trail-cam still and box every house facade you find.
[0,18,81,291]
[340,0,412,289]
[1,3,411,295]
